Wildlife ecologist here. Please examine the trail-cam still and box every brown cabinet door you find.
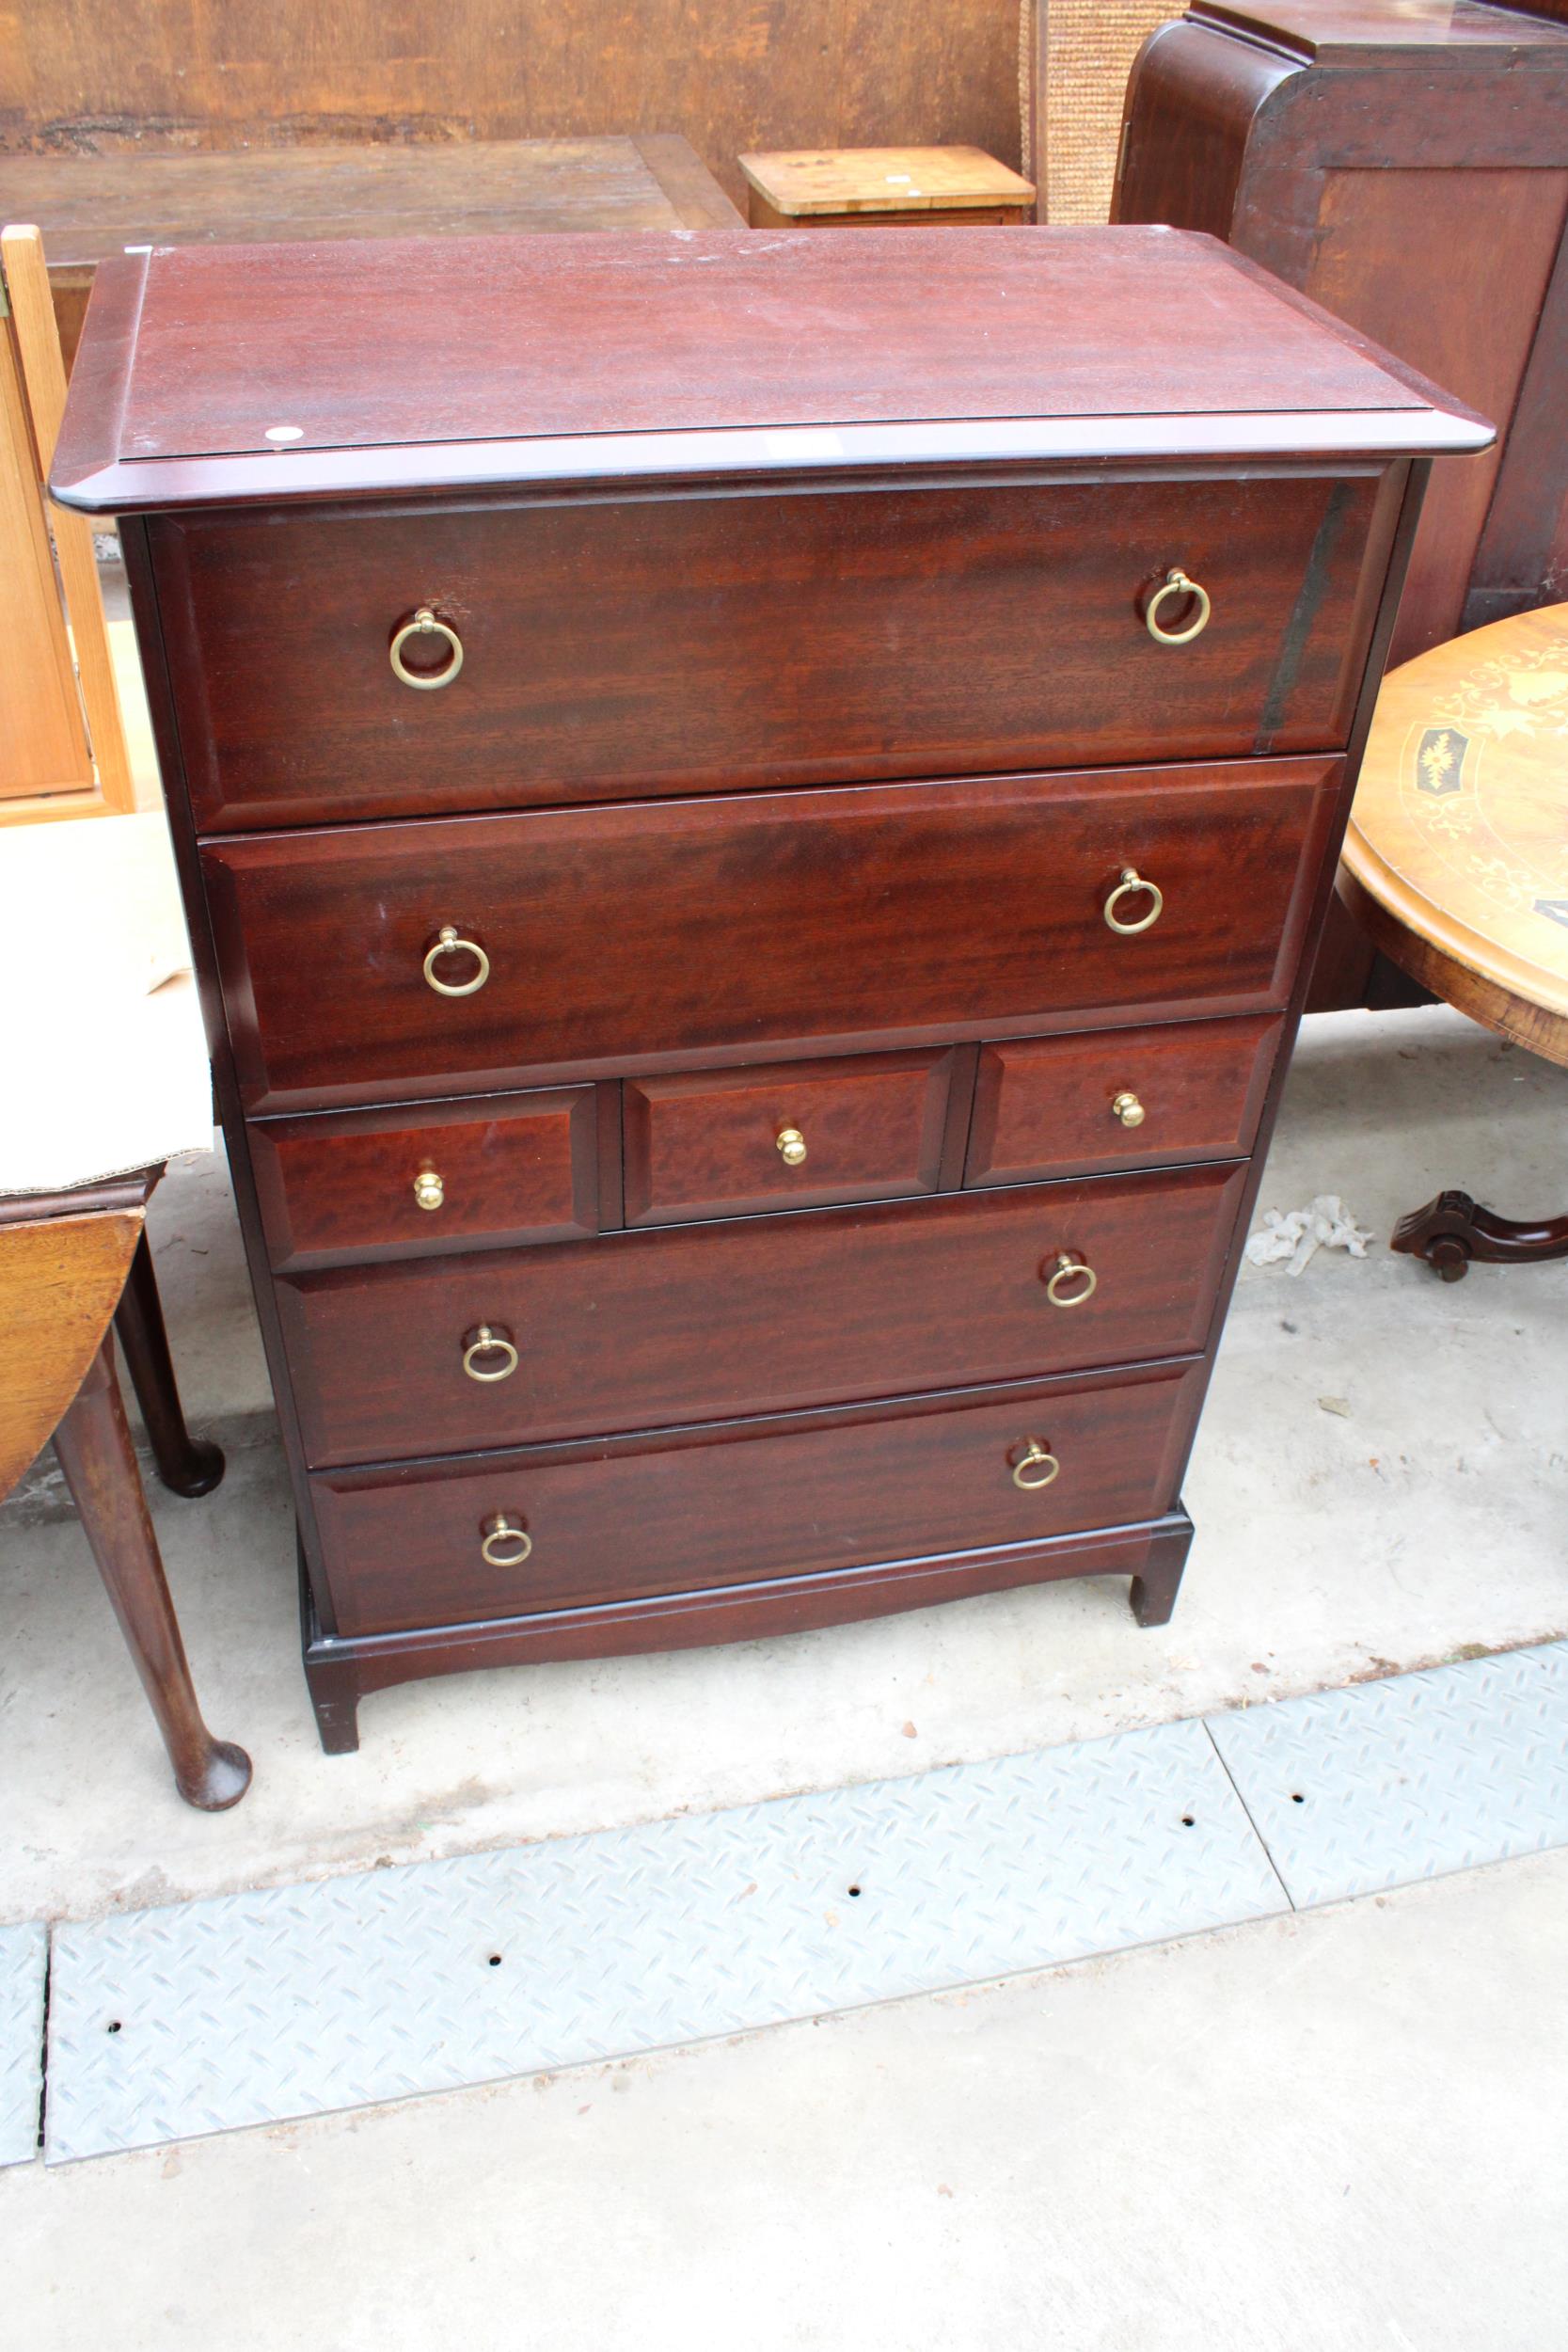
[155,472,1376,830]
[277,1160,1246,1467]
[205,757,1338,1111]
[312,1359,1205,1636]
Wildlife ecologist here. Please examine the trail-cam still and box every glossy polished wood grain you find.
[56,230,1465,488]
[277,1162,1247,1468]
[623,1049,953,1227]
[312,1357,1204,1635]
[152,472,1375,831]
[965,1012,1281,1188]
[204,758,1340,1112]
[249,1085,600,1269]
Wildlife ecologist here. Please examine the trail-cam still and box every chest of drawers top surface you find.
[54,224,1486,514]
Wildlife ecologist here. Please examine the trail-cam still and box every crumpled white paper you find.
[1243,1195,1375,1277]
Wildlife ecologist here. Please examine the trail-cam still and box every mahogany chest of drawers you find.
[55,227,1486,1750]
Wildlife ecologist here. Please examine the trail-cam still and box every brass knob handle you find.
[1044,1251,1098,1309]
[776,1126,808,1168]
[1011,1440,1060,1491]
[480,1513,532,1569]
[389,606,465,690]
[422,925,490,997]
[1145,567,1211,646]
[463,1324,519,1383]
[1103,867,1164,935]
[1111,1090,1146,1129]
[413,1165,445,1212]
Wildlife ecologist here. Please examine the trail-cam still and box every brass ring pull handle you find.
[480,1513,532,1568]
[1111,1090,1146,1129]
[389,606,465,690]
[1144,567,1211,646]
[413,1166,445,1211]
[1103,867,1164,936]
[462,1324,519,1383]
[1011,1440,1061,1492]
[776,1126,808,1167]
[422,925,490,996]
[1044,1251,1098,1308]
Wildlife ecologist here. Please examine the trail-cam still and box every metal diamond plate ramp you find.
[46,1719,1285,2161]
[0,1922,46,2167]
[1209,1641,1568,1908]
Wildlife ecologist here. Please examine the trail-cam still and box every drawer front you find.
[156,473,1379,831]
[312,1360,1205,1635]
[966,1015,1281,1188]
[249,1087,600,1270]
[623,1050,954,1227]
[278,1162,1246,1468]
[206,758,1338,1111]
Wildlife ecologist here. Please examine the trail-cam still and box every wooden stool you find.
[1338,603,1568,1281]
[738,146,1036,230]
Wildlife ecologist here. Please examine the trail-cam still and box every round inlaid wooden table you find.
[1338,602,1568,1280]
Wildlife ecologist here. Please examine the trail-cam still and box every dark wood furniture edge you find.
[1187,0,1568,67]
[119,514,341,1631]
[300,1510,1195,1752]
[115,1229,226,1495]
[1158,455,1433,1490]
[1208,239,1497,441]
[0,1168,156,1226]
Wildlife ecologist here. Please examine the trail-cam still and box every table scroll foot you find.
[1392,1189,1568,1282]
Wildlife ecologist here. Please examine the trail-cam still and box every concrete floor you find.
[1,996,1565,2337]
[6,1851,1567,2349]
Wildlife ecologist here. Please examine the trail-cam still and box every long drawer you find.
[277,1162,1246,1467]
[206,757,1338,1111]
[154,472,1378,831]
[311,1359,1206,1636]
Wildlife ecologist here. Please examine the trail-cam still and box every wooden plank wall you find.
[0,2,1024,211]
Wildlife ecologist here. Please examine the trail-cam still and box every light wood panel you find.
[0,1208,141,1495]
[2,223,133,809]
[0,257,89,801]
[740,145,1034,220]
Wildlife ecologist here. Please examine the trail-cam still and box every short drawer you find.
[205,757,1338,1112]
[154,472,1381,831]
[966,1014,1281,1188]
[277,1160,1246,1468]
[311,1359,1205,1636]
[623,1050,955,1227]
[249,1087,600,1270]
